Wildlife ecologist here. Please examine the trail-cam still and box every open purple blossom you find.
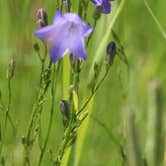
[34,11,93,62]
[91,0,114,14]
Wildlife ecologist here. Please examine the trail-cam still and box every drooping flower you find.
[34,11,93,62]
[106,41,116,67]
[91,0,115,14]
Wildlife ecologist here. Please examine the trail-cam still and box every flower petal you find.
[53,10,64,23]
[70,38,87,60]
[64,13,83,25]
[91,0,102,6]
[34,11,66,41]
[49,21,71,62]
[49,41,69,62]
[83,24,93,37]
[102,1,111,13]
[60,22,87,60]
[34,25,55,40]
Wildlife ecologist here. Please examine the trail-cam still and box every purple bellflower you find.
[34,11,93,62]
[91,0,114,14]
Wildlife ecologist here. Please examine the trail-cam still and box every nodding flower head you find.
[34,11,93,62]
[106,41,116,66]
[60,100,70,120]
[91,0,115,14]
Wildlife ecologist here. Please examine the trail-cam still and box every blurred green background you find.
[0,0,166,165]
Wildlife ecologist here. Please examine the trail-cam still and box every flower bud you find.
[60,100,70,128]
[7,59,15,79]
[36,19,45,29]
[106,41,116,67]
[70,54,81,72]
[36,8,48,28]
[70,54,76,69]
[34,43,40,52]
[93,6,102,20]
[60,100,69,119]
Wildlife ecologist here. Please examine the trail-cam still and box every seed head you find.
[36,8,48,28]
[8,59,15,79]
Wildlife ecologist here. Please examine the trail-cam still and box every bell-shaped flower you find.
[34,11,93,62]
[91,0,115,14]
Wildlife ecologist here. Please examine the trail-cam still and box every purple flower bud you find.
[36,8,48,28]
[60,100,69,119]
[106,41,116,66]
[91,0,115,14]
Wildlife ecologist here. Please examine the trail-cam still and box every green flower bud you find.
[93,6,102,20]
[7,59,15,79]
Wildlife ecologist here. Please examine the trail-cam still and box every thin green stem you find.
[144,0,166,40]
[78,0,83,17]
[83,0,89,22]
[26,62,47,144]
[56,0,60,10]
[0,89,15,134]
[55,121,73,166]
[72,59,81,91]
[0,77,12,158]
[91,115,121,147]
[8,114,16,134]
[23,43,50,165]
[91,115,126,162]
[77,69,109,116]
[60,0,64,11]
[86,20,97,48]
[3,78,11,136]
[67,0,71,12]
[38,62,60,166]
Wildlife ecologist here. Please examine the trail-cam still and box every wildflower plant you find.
[2,0,122,164]
[25,0,121,165]
[0,0,130,165]
[0,0,165,165]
